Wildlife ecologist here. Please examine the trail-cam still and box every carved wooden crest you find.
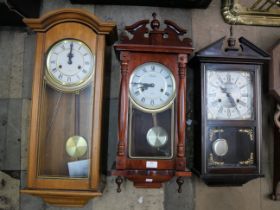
[121,13,192,47]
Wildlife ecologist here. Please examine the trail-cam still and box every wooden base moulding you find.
[112,169,191,190]
[21,189,102,207]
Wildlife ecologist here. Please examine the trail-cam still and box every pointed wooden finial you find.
[151,12,160,30]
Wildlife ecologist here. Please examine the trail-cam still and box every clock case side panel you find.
[192,59,263,186]
[22,23,104,194]
[190,59,203,176]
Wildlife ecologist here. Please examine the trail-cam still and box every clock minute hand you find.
[67,42,74,65]
[131,82,155,91]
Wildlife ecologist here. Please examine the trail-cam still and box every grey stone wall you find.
[0,1,279,210]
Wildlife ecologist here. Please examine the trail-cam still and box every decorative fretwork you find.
[209,128,224,142]
[239,153,254,165]
[208,153,224,166]
[238,128,254,141]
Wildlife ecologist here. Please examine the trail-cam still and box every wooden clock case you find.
[269,40,280,200]
[190,35,270,186]
[112,14,193,191]
[20,9,116,207]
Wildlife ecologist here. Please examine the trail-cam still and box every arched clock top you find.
[23,8,117,36]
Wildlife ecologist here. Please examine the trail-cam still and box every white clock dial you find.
[206,70,253,120]
[46,39,95,92]
[129,62,176,112]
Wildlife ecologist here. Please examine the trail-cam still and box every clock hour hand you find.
[227,94,237,107]
[219,86,237,107]
[67,42,74,65]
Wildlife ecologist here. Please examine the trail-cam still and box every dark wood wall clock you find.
[20,9,116,207]
[190,32,270,186]
[269,40,280,200]
[112,13,193,192]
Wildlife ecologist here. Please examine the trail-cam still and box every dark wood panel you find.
[70,0,212,8]
[0,0,41,26]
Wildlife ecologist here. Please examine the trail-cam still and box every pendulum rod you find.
[75,93,80,135]
[152,113,158,127]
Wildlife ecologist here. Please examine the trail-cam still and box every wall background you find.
[0,0,279,210]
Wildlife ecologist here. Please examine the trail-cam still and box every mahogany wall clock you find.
[269,40,280,200]
[112,13,193,192]
[20,9,116,206]
[190,33,270,185]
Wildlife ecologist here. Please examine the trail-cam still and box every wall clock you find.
[190,32,270,185]
[269,40,280,200]
[112,13,193,192]
[20,9,116,206]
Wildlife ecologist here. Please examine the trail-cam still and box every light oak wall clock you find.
[112,13,193,192]
[190,33,270,186]
[20,9,116,207]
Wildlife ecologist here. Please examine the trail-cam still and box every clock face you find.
[206,70,254,120]
[46,39,95,92]
[129,62,176,112]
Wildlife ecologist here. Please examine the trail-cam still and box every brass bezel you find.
[128,62,176,113]
[45,39,95,93]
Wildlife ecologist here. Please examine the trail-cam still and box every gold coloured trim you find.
[239,128,254,141]
[128,62,176,113]
[45,39,95,93]
[209,128,224,141]
[239,152,254,165]
[222,0,280,26]
[208,153,224,166]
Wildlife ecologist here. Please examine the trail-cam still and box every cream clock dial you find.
[129,62,176,112]
[206,70,254,120]
[46,39,95,92]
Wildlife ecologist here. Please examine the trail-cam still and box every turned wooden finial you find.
[227,25,236,48]
[151,12,160,30]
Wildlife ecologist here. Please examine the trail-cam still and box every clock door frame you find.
[21,9,116,207]
[201,63,262,176]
